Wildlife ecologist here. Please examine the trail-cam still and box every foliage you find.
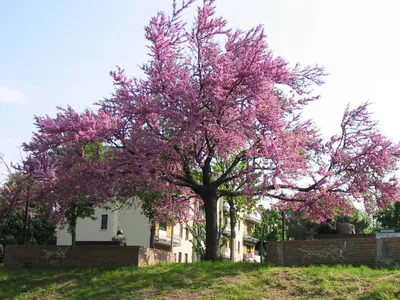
[254,208,318,241]
[21,0,400,260]
[253,209,283,241]
[58,143,107,245]
[286,210,317,240]
[0,157,32,227]
[376,202,400,229]
[349,211,372,233]
[0,204,56,245]
[1,262,400,299]
[187,223,206,259]
[62,193,97,244]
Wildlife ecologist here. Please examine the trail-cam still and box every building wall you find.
[57,206,118,245]
[218,199,245,262]
[170,223,194,263]
[218,198,264,262]
[4,245,175,268]
[236,218,244,261]
[264,237,400,266]
[154,222,194,263]
[243,219,257,256]
[57,204,149,247]
[57,203,195,262]
[118,205,151,247]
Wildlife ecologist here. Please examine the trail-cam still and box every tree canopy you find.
[20,0,400,260]
[376,202,400,229]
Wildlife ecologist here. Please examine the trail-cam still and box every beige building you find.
[219,201,262,262]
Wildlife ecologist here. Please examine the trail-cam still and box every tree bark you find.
[70,214,77,246]
[204,192,220,261]
[228,198,236,261]
[149,220,156,248]
[27,216,32,245]
[71,229,76,245]
[23,201,29,245]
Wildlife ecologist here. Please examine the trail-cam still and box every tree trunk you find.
[149,220,156,248]
[204,193,220,261]
[228,198,236,261]
[71,226,76,245]
[27,216,32,245]
[71,214,77,246]
[23,201,29,245]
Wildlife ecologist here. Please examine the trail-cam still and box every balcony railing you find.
[223,202,230,211]
[155,229,181,247]
[223,247,230,258]
[243,253,261,263]
[243,233,258,244]
[224,226,231,234]
[244,212,262,224]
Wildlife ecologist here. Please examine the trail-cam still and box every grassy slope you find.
[1,262,400,299]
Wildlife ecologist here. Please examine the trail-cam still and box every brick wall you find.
[264,237,400,266]
[315,234,376,239]
[4,245,175,269]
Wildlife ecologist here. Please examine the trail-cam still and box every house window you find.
[238,242,240,252]
[178,252,182,263]
[185,253,188,263]
[180,226,183,238]
[101,214,108,230]
[159,222,167,231]
[185,227,189,240]
[238,221,240,231]
[247,246,252,253]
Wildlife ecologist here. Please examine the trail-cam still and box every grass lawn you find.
[1,261,400,299]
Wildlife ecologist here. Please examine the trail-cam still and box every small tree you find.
[0,203,56,245]
[62,194,96,245]
[376,202,400,229]
[187,223,206,260]
[349,211,372,233]
[286,210,316,240]
[254,209,283,242]
[0,156,32,227]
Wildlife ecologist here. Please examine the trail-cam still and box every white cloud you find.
[0,85,26,104]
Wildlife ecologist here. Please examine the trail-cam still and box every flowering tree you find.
[23,0,400,260]
[0,155,32,227]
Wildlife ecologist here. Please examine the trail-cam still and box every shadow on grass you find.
[0,261,265,299]
[0,266,95,299]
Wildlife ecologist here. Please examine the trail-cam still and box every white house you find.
[57,203,196,263]
[57,199,262,263]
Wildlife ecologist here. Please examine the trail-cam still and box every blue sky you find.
[1,0,400,180]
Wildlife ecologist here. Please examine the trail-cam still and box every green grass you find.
[1,262,400,299]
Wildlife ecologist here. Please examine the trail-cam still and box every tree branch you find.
[213,153,246,186]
